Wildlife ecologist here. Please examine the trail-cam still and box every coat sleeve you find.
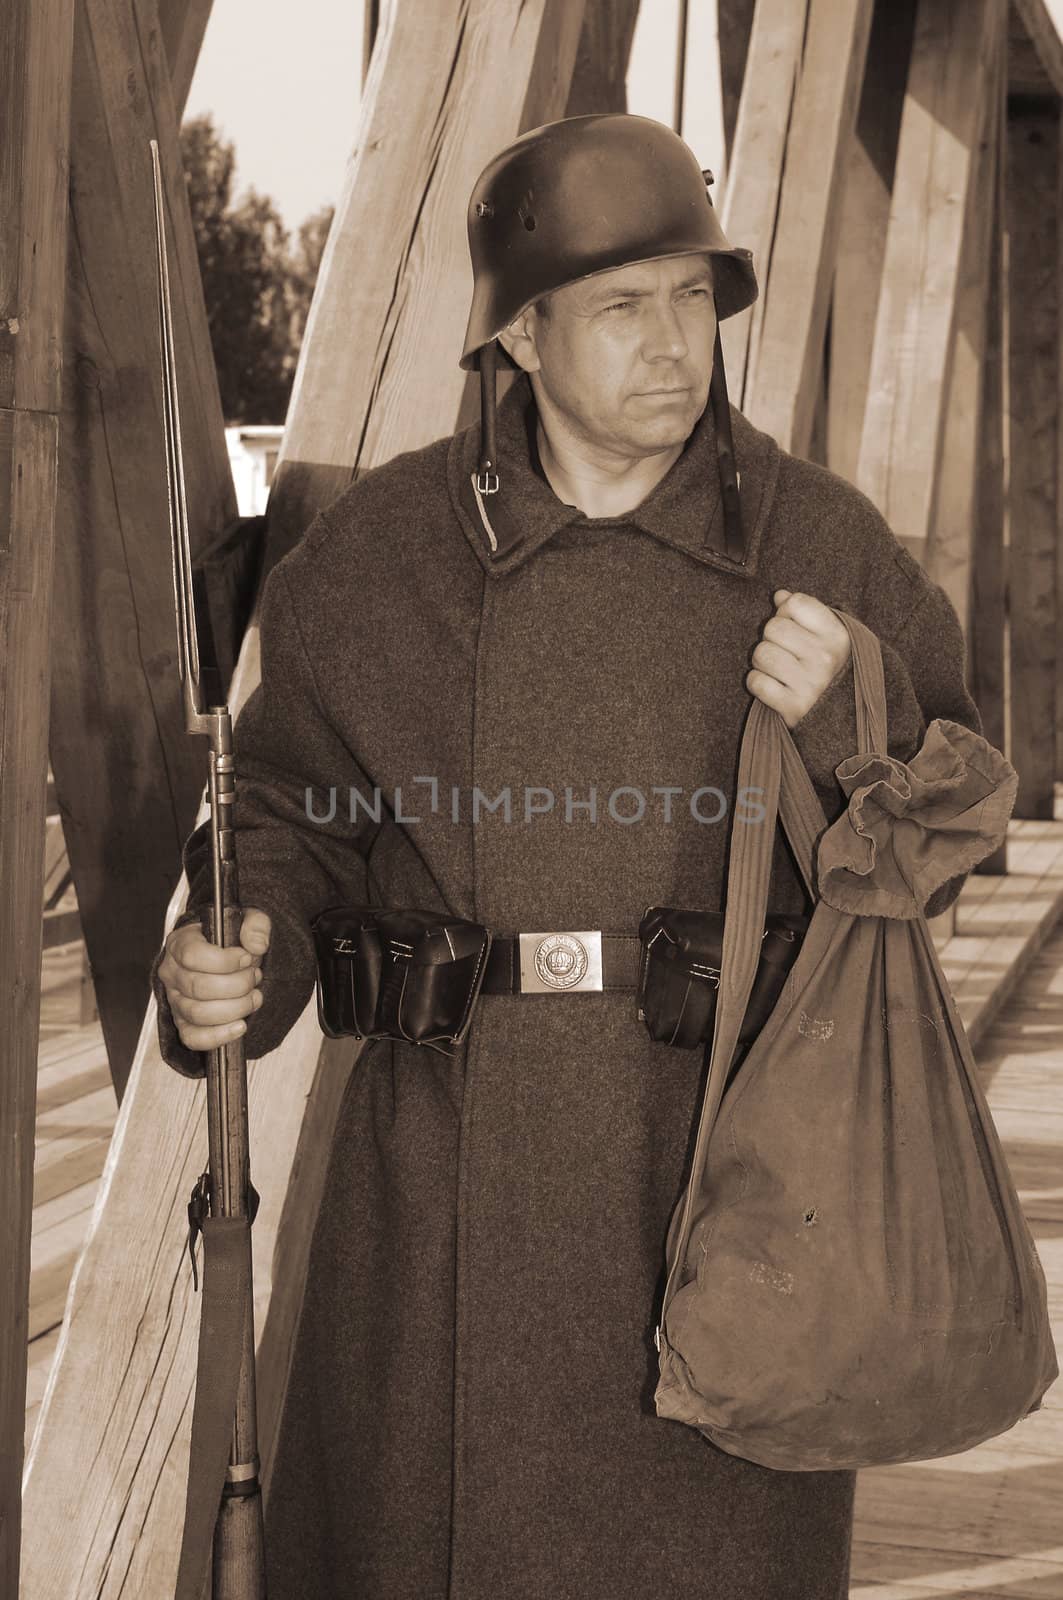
[153,535,380,1078]
[787,572,984,920]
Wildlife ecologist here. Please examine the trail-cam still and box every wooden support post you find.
[970,38,1009,872]
[856,0,999,564]
[159,0,213,119]
[1006,89,1062,819]
[1012,0,1063,95]
[1011,6,1063,791]
[0,4,76,1590]
[719,0,807,406]
[562,0,640,118]
[827,0,918,484]
[741,0,874,456]
[21,3,612,1591]
[717,0,755,162]
[926,8,1005,633]
[47,0,237,1098]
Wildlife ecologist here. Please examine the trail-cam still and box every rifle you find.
[150,138,267,1600]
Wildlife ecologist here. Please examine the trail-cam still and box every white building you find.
[225,424,284,516]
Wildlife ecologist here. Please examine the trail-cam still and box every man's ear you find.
[497,306,541,374]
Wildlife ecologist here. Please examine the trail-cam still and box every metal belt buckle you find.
[518,930,603,993]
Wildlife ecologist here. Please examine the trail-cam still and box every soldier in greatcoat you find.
[156,115,982,1597]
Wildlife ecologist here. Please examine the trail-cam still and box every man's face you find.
[503,253,718,462]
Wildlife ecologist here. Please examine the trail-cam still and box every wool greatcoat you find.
[156,371,982,1599]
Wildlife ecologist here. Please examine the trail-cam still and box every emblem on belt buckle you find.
[518,931,604,993]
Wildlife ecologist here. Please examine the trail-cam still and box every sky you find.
[184,0,729,234]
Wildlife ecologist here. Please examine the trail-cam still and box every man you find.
[156,115,981,1597]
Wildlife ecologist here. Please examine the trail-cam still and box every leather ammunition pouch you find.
[312,906,492,1053]
[636,906,807,1049]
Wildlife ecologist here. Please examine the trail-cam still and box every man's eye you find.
[602,300,634,313]
[681,287,711,300]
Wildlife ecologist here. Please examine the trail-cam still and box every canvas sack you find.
[654,611,1058,1470]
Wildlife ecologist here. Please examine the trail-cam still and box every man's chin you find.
[623,415,698,453]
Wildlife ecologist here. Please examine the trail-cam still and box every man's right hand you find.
[159,908,272,1052]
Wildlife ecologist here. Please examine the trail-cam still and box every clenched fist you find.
[159,907,272,1052]
[747,589,851,728]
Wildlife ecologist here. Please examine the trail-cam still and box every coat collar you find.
[446,371,779,580]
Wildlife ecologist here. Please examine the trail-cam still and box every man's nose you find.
[642,301,689,361]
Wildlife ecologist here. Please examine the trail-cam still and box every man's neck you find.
[535,417,684,520]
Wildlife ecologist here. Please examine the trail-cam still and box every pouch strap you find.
[658,609,888,1322]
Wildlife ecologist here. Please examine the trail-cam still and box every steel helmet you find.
[460,112,758,368]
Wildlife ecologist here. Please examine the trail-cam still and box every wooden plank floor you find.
[26,912,1063,1592]
[26,944,114,1449]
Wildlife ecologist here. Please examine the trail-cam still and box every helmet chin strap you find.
[709,323,745,565]
[475,339,500,495]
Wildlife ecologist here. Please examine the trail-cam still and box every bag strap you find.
[657,609,888,1328]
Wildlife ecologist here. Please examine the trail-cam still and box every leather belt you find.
[481,930,640,994]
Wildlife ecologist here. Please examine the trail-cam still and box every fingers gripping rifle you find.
[150,140,266,1600]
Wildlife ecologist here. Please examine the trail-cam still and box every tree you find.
[179,114,296,424]
[288,203,335,355]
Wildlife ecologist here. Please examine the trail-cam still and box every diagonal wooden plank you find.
[0,1,76,1589]
[719,0,807,406]
[1006,85,1062,820]
[969,30,1008,872]
[855,0,999,562]
[742,0,874,455]
[924,1,1005,627]
[827,0,918,484]
[47,0,238,1098]
[19,4,641,1593]
[159,0,213,120]
[1012,0,1063,95]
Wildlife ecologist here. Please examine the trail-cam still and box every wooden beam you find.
[362,0,381,86]
[926,8,1006,943]
[719,0,807,405]
[47,0,238,1098]
[827,0,918,484]
[718,0,755,161]
[0,2,75,1588]
[159,0,213,120]
[970,55,1009,871]
[925,6,1005,628]
[742,0,874,456]
[561,0,640,117]
[1006,91,1062,818]
[855,0,999,562]
[21,2,598,1591]
[1011,0,1063,95]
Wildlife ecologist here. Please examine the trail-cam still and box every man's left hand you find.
[746,590,851,729]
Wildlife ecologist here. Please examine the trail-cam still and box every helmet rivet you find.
[475,200,493,219]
